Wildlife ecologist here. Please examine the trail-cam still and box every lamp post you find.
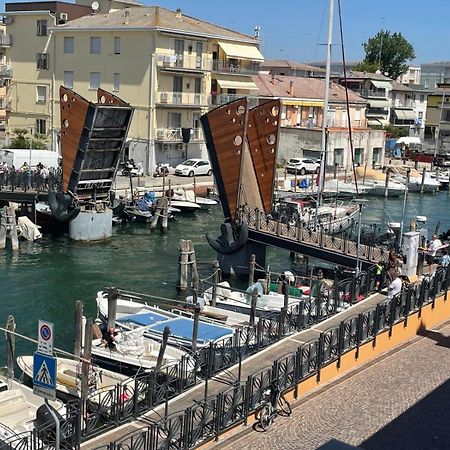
[28,127,33,188]
[354,199,367,275]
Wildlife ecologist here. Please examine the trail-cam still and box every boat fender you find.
[205,222,248,255]
[110,201,125,216]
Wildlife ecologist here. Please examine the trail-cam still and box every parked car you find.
[285,158,320,175]
[175,158,212,177]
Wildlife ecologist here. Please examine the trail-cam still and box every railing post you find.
[255,208,261,230]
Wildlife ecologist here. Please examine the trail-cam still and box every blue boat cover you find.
[119,312,232,343]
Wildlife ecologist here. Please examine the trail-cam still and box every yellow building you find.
[5,3,264,172]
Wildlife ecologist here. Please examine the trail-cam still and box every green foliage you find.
[5,128,48,150]
[353,61,380,73]
[361,30,416,80]
[384,124,408,139]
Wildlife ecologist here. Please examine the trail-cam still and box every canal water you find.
[1,191,449,359]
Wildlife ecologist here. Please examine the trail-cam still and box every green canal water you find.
[0,192,449,359]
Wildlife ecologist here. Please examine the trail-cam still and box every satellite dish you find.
[91,1,100,12]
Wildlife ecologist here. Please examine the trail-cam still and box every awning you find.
[368,99,391,109]
[283,100,323,107]
[218,41,264,62]
[370,80,393,90]
[367,119,382,127]
[393,108,416,120]
[377,118,391,127]
[215,76,258,90]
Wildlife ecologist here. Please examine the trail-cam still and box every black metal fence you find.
[90,265,450,450]
[0,168,62,192]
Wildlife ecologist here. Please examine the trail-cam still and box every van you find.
[0,149,61,169]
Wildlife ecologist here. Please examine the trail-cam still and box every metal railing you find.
[0,167,62,192]
[0,34,12,47]
[94,265,450,450]
[155,127,204,142]
[208,94,259,108]
[157,91,206,106]
[211,59,260,75]
[0,64,12,79]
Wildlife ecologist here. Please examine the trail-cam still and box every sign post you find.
[33,319,60,450]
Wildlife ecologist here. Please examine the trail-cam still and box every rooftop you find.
[261,59,325,72]
[345,71,393,81]
[55,5,258,43]
[253,73,366,104]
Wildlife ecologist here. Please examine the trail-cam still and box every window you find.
[334,148,344,166]
[168,112,181,129]
[195,42,203,69]
[37,20,47,36]
[35,119,46,135]
[90,37,101,54]
[173,76,182,103]
[113,73,120,91]
[64,37,74,54]
[114,37,120,54]
[64,71,74,89]
[90,72,101,90]
[354,148,364,165]
[36,86,47,102]
[174,39,184,67]
[420,94,425,103]
[36,53,49,70]
[372,148,381,164]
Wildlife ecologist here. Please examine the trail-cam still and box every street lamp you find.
[354,199,368,274]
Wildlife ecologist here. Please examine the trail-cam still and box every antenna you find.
[254,26,260,38]
[91,1,100,12]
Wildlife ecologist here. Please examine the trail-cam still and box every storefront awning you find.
[393,108,416,120]
[282,100,323,107]
[367,118,390,127]
[218,41,264,61]
[215,76,258,90]
[368,99,391,109]
[370,80,393,90]
[377,118,391,127]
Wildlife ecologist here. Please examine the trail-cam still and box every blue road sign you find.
[33,352,57,396]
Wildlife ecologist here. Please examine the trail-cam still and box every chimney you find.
[176,8,182,18]
[289,80,294,96]
[123,9,129,25]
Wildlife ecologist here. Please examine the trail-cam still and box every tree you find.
[6,128,48,149]
[353,61,380,74]
[361,30,415,80]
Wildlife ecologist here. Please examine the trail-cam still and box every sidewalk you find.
[216,320,450,450]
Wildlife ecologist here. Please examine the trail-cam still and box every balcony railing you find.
[208,93,259,107]
[0,97,12,110]
[355,89,387,98]
[155,53,260,75]
[366,108,389,117]
[155,127,204,142]
[0,34,12,48]
[157,91,205,106]
[282,119,366,129]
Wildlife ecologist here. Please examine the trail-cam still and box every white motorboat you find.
[393,170,441,193]
[323,179,370,197]
[96,290,235,350]
[17,355,131,403]
[172,189,218,210]
[0,371,65,447]
[323,178,405,197]
[169,199,201,213]
[90,327,190,376]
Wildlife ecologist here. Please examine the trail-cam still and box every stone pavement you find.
[216,320,450,450]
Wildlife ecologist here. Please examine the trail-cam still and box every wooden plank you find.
[246,99,281,214]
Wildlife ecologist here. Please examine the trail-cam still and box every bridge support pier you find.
[69,209,112,241]
[217,240,266,278]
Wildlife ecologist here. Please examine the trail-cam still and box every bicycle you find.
[257,387,292,431]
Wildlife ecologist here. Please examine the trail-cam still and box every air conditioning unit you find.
[160,92,168,103]
[3,16,13,25]
[59,12,68,22]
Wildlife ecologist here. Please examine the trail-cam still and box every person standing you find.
[387,271,402,300]
[441,250,450,269]
[425,235,443,274]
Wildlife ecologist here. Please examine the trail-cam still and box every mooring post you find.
[248,254,256,287]
[155,326,170,372]
[283,281,289,310]
[161,196,169,233]
[384,169,390,198]
[107,287,118,331]
[6,315,15,386]
[191,302,200,353]
[249,287,258,327]
[177,239,189,291]
[189,240,198,290]
[211,260,220,307]
[81,318,93,400]
[74,300,83,358]
[420,167,426,194]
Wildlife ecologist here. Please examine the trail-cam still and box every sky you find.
[130,0,449,65]
[1,0,448,64]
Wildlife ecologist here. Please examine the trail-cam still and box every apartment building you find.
[426,85,450,150]
[4,3,263,172]
[421,61,450,89]
[253,74,385,169]
[260,60,325,78]
[0,24,11,132]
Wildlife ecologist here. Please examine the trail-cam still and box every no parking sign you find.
[37,320,54,356]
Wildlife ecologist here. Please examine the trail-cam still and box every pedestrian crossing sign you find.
[33,352,57,400]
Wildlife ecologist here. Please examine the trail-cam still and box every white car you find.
[174,158,212,177]
[285,158,320,175]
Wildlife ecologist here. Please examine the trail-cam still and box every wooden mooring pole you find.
[155,326,170,372]
[420,167,426,194]
[74,301,83,358]
[107,288,118,331]
[191,302,201,353]
[81,318,93,400]
[177,239,190,291]
[249,287,258,327]
[248,254,256,287]
[211,260,220,307]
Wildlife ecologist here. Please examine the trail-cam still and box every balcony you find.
[355,88,387,98]
[0,96,12,111]
[155,127,204,142]
[157,91,206,107]
[211,59,260,75]
[156,53,208,72]
[0,34,12,48]
[208,93,259,108]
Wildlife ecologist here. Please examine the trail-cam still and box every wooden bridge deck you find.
[82,291,387,449]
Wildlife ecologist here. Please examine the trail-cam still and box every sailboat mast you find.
[317,0,334,206]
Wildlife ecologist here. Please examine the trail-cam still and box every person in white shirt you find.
[426,235,442,273]
[387,271,402,300]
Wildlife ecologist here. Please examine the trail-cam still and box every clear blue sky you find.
[2,0,448,63]
[148,0,448,64]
